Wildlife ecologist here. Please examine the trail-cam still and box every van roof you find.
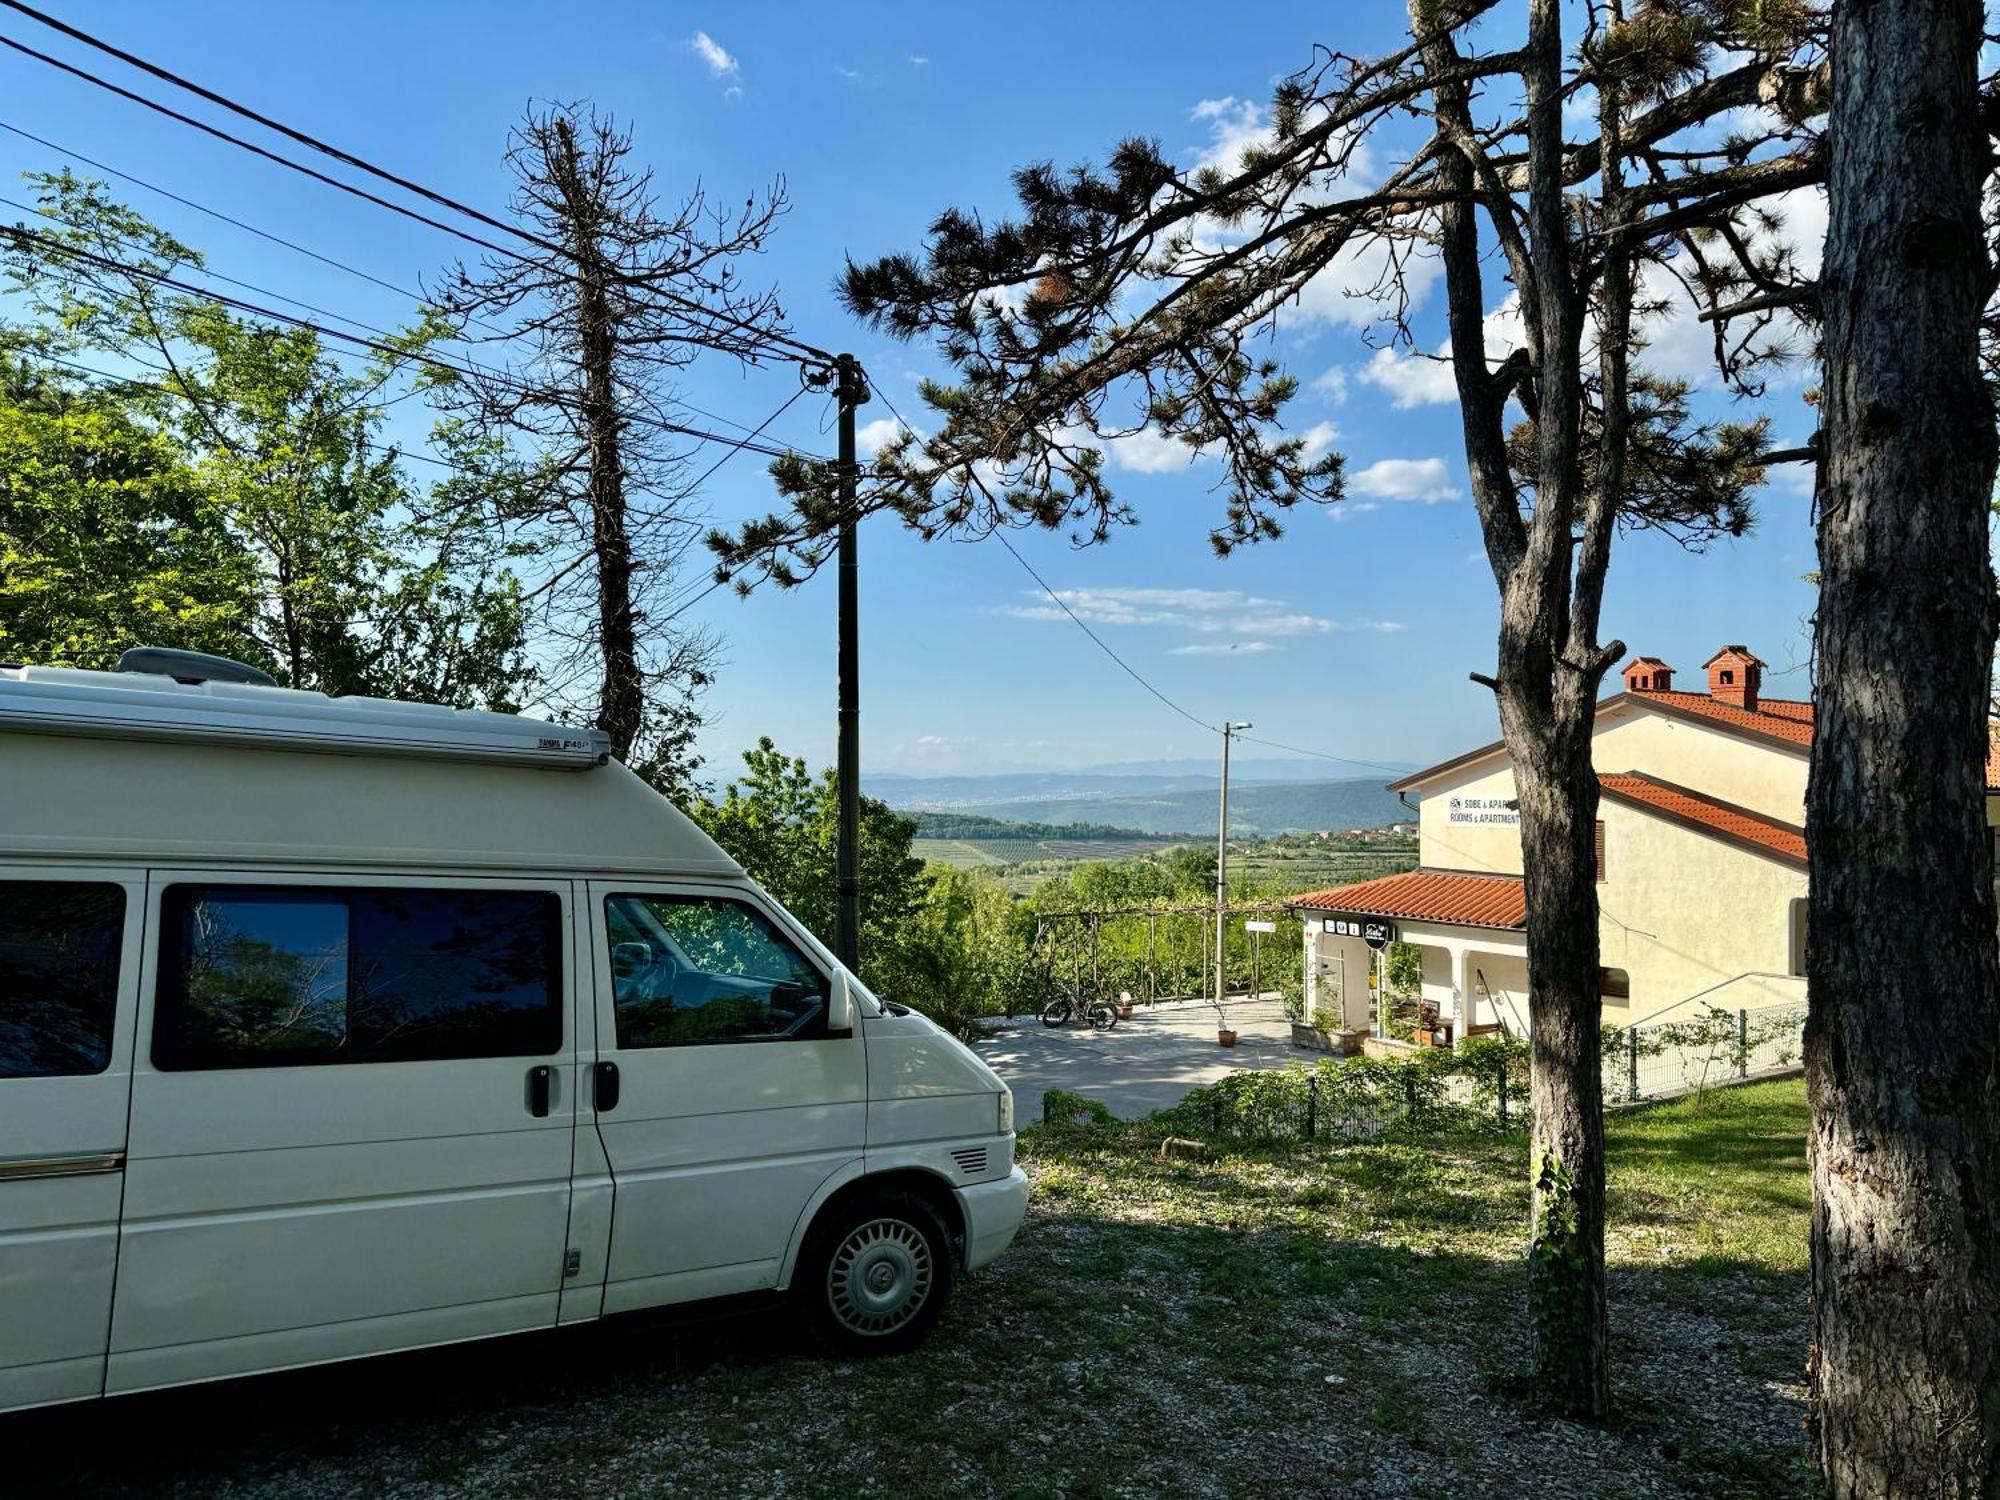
[0,662,611,768]
[0,665,742,878]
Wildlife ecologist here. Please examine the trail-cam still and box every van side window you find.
[155,886,562,1070]
[0,881,124,1079]
[605,894,828,1047]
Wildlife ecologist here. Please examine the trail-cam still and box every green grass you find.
[13,1079,1814,1499]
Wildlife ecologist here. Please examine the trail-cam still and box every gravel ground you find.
[7,1083,1812,1500]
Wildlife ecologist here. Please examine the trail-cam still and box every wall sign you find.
[1446,794,1520,827]
[1322,915,1397,949]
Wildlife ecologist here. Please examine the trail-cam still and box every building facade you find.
[1288,646,1985,1041]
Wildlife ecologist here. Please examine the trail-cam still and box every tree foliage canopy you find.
[0,174,534,707]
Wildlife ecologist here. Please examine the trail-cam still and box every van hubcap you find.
[828,1218,932,1335]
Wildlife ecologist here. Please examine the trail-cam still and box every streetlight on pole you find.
[1215,721,1252,1022]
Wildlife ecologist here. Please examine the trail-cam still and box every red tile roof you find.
[1289,868,1526,930]
[1628,688,1814,747]
[1598,772,1807,866]
[1634,689,2000,786]
[1392,684,2000,792]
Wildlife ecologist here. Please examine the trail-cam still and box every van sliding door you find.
[0,869,143,1413]
[107,873,582,1395]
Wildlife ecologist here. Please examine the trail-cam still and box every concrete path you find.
[973,996,1300,1123]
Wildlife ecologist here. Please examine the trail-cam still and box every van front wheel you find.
[796,1190,955,1356]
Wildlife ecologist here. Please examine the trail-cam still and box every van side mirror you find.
[827,973,855,1033]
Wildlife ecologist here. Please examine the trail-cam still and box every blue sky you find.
[0,2,1823,778]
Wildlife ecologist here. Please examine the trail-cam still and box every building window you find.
[1599,967,1631,1005]
[0,881,125,1079]
[1594,820,1606,883]
[155,885,563,1070]
[1789,897,1808,977]
[605,894,829,1047]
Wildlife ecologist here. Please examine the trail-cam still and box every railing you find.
[1607,986,1807,1104]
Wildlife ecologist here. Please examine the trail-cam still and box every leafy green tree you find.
[0,346,253,665]
[687,738,930,1000]
[0,173,534,709]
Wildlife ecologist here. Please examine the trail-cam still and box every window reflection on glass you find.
[0,881,124,1079]
[177,892,348,1060]
[351,890,559,1060]
[606,894,827,1047]
[157,886,561,1069]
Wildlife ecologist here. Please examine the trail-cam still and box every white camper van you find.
[0,651,1026,1415]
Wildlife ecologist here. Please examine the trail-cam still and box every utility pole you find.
[833,353,869,973]
[1215,721,1251,1014]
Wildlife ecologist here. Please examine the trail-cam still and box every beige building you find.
[1288,645,1988,1041]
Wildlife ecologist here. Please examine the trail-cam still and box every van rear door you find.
[0,870,141,1413]
[107,872,582,1395]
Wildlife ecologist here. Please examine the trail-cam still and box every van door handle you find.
[594,1060,621,1113]
[527,1064,553,1118]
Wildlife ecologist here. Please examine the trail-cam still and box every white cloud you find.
[687,31,739,79]
[1332,500,1383,523]
[1181,97,1427,337]
[856,416,914,457]
[1311,366,1350,404]
[909,54,930,65]
[1189,97,1277,178]
[1356,345,1458,408]
[997,585,1400,641]
[1297,420,1339,461]
[834,64,862,81]
[1103,426,1204,474]
[1349,456,1460,502]
[1170,640,1275,656]
[1353,293,1524,409]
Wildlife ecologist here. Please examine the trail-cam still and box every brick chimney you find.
[1620,656,1675,693]
[1703,645,1764,712]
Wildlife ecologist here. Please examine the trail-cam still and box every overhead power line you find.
[0,119,803,444]
[3,222,806,461]
[0,118,449,312]
[990,530,1218,735]
[868,390,1409,777]
[0,1,836,365]
[19,345,815,551]
[1233,732,1409,779]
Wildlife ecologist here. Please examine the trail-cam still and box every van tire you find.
[794,1189,955,1356]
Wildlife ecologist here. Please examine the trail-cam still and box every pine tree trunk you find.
[1498,621,1612,1419]
[553,118,644,762]
[1810,0,2000,1492]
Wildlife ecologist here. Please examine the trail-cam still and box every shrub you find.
[1039,1089,1117,1130]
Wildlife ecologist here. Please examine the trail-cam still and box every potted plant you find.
[1217,1025,1239,1047]
[1413,1001,1444,1048]
[1213,994,1237,1047]
[1115,989,1135,1021]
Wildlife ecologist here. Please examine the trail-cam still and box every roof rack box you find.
[0,664,610,769]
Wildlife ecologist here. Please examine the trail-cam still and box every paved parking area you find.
[973,996,1299,1123]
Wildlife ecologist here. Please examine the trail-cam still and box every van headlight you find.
[997,1089,1014,1135]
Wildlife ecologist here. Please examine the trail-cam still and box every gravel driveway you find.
[973,996,1300,1122]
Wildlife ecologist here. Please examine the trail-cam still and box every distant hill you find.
[910,811,1196,841]
[868,770,1219,808]
[894,777,1405,838]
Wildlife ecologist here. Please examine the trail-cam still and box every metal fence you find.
[1608,1002,1807,1104]
[1034,1003,1808,1148]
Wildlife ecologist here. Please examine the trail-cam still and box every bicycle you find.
[1039,992,1117,1030]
